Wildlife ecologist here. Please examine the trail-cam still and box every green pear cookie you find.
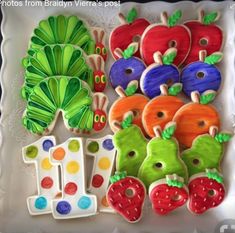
[112,112,148,177]
[138,122,188,190]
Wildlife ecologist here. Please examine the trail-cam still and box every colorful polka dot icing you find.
[22,136,60,215]
[49,138,97,219]
[85,135,116,213]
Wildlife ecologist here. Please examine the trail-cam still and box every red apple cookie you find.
[183,10,223,65]
[109,8,150,60]
[140,10,191,66]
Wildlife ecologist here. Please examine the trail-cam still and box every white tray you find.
[1,1,235,233]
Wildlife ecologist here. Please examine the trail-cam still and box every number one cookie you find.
[50,138,97,219]
[85,135,116,213]
[22,136,60,215]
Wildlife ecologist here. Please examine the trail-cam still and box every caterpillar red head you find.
[92,28,107,61]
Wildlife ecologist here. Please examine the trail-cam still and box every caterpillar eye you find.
[101,75,106,84]
[94,114,100,122]
[95,75,100,83]
[100,115,106,123]
[96,47,101,54]
[102,47,107,55]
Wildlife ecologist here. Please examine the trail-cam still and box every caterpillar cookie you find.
[140,10,191,66]
[111,112,148,177]
[181,127,232,214]
[140,48,180,99]
[138,122,188,215]
[183,10,223,65]
[181,50,222,97]
[109,8,150,60]
[173,91,220,148]
[109,80,148,134]
[23,76,108,135]
[109,42,146,90]
[142,83,184,138]
[107,171,146,223]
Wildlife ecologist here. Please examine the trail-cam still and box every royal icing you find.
[181,50,222,97]
[49,138,97,219]
[85,135,116,213]
[22,136,60,215]
[109,8,150,60]
[140,10,191,66]
[140,48,180,99]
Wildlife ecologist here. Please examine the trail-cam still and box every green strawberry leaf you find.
[162,124,176,140]
[202,12,218,25]
[204,53,223,65]
[200,92,216,104]
[215,133,232,143]
[166,177,184,188]
[125,84,137,96]
[168,83,182,96]
[121,114,133,129]
[162,50,177,65]
[167,10,182,27]
[206,170,223,184]
[110,171,127,184]
[126,8,138,24]
[122,46,135,59]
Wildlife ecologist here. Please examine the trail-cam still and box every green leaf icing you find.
[162,51,177,65]
[166,177,184,188]
[204,53,222,65]
[206,170,223,183]
[122,46,135,59]
[167,10,182,27]
[125,84,138,96]
[215,133,232,143]
[200,92,216,104]
[110,171,127,184]
[168,83,182,96]
[202,12,218,25]
[126,8,138,24]
[162,124,176,140]
[121,114,133,129]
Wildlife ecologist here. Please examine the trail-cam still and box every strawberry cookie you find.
[140,10,191,66]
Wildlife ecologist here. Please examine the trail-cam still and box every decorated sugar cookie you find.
[184,10,223,65]
[138,122,188,215]
[85,135,116,213]
[23,76,108,135]
[109,80,148,134]
[22,136,60,215]
[140,10,191,66]
[109,42,146,90]
[107,171,146,223]
[140,48,180,99]
[142,83,184,138]
[181,50,222,97]
[111,112,148,177]
[173,91,220,148]
[182,127,232,214]
[109,8,150,60]
[50,138,97,219]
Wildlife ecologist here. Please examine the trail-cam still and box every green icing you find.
[138,137,188,190]
[167,10,182,27]
[114,125,148,177]
[181,135,223,177]
[26,145,38,159]
[68,140,80,152]
[168,83,182,96]
[87,141,99,153]
[215,133,232,143]
[206,170,223,183]
[121,114,133,129]
[125,84,138,96]
[162,51,177,65]
[110,171,127,184]
[200,92,216,104]
[204,53,223,65]
[126,8,138,24]
[23,76,94,134]
[202,12,218,25]
[122,46,135,59]
[22,44,93,99]
[162,124,176,140]
[166,177,184,188]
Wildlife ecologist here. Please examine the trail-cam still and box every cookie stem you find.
[160,84,169,96]
[115,86,127,97]
[161,11,168,25]
[199,50,207,62]
[198,9,205,23]
[153,126,162,138]
[153,52,163,65]
[191,91,200,103]
[209,126,218,138]
[118,13,127,24]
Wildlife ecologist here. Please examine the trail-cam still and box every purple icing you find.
[181,61,221,97]
[109,57,146,89]
[56,201,71,215]
[102,139,114,151]
[141,65,180,99]
[42,139,54,152]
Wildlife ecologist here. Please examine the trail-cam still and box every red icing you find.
[110,18,150,59]
[188,176,225,214]
[93,70,106,92]
[41,176,53,189]
[95,42,107,61]
[93,109,106,131]
[107,177,146,222]
[141,25,191,66]
[64,182,78,195]
[183,21,223,65]
[149,183,188,215]
[92,174,104,188]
